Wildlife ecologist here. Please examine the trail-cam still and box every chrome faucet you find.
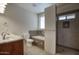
[1,32,6,40]
[1,32,10,40]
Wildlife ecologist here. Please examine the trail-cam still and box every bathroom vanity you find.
[0,39,24,55]
[0,33,25,55]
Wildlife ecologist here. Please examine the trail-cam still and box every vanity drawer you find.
[11,40,24,55]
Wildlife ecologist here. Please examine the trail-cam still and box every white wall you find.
[0,14,15,34]
[0,3,38,35]
[0,14,28,35]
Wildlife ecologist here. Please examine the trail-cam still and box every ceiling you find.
[16,3,54,13]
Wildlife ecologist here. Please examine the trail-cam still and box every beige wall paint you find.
[57,18,79,49]
[57,7,79,49]
[0,3,38,35]
[57,3,79,14]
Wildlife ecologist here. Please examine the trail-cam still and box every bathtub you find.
[32,36,45,40]
[31,36,45,49]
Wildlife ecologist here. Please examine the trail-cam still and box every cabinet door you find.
[11,40,24,55]
[0,43,12,55]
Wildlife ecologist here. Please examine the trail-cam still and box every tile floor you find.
[23,40,49,55]
[25,45,49,55]
[56,45,79,55]
[24,42,79,55]
[25,45,79,55]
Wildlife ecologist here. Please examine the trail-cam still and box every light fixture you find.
[0,3,7,14]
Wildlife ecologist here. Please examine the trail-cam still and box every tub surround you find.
[29,30,45,49]
[32,36,45,49]
[32,36,45,41]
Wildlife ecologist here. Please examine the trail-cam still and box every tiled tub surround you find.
[29,30,45,37]
[29,30,45,49]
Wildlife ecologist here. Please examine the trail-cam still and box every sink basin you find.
[0,34,23,44]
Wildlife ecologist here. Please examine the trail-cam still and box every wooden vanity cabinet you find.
[11,40,24,55]
[0,39,24,55]
[0,43,12,55]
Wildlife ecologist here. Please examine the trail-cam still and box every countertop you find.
[0,34,24,44]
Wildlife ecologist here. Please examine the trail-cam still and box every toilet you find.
[23,33,34,47]
[26,39,34,47]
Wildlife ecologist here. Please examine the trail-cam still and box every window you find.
[38,14,45,29]
[58,15,66,20]
[67,14,75,19]
[58,13,76,21]
[39,15,45,29]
